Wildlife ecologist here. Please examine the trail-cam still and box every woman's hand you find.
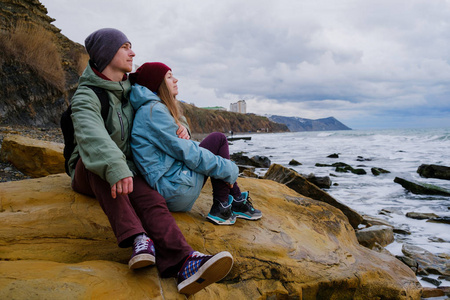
[111,177,133,198]
[177,124,190,140]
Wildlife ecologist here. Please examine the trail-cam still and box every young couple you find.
[69,28,262,295]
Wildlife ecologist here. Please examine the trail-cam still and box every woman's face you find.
[164,70,178,96]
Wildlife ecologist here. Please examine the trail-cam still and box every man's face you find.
[109,42,135,73]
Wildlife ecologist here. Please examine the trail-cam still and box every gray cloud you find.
[41,0,450,129]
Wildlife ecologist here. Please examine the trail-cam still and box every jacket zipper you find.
[117,110,125,141]
[118,81,125,141]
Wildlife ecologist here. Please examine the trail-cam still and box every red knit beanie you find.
[129,62,171,93]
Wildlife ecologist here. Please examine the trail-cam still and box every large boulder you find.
[264,164,363,228]
[417,164,450,180]
[356,225,395,249]
[0,174,421,299]
[0,134,65,177]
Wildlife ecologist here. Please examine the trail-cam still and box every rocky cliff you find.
[0,0,88,126]
[181,103,289,134]
[268,115,351,131]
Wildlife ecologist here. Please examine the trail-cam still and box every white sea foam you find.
[229,128,450,259]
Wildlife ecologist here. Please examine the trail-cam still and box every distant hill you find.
[181,103,289,134]
[268,115,351,132]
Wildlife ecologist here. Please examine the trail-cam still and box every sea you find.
[228,127,450,289]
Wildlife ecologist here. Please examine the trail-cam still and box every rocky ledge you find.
[0,136,423,299]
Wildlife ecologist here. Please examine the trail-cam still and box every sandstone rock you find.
[402,244,450,277]
[422,287,445,298]
[241,169,259,178]
[0,134,65,177]
[394,177,450,196]
[417,164,450,180]
[0,174,421,299]
[356,225,394,249]
[264,164,363,228]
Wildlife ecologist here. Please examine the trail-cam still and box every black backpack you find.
[60,86,110,175]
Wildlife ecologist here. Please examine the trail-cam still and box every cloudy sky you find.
[40,0,450,129]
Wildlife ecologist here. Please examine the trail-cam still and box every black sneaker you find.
[231,191,262,220]
[206,198,236,225]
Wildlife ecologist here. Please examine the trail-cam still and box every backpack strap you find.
[86,85,110,121]
[61,85,110,176]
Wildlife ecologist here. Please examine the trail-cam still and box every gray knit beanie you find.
[84,28,131,72]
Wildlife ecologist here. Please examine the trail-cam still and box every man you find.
[68,28,233,295]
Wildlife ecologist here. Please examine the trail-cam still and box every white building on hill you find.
[230,100,246,114]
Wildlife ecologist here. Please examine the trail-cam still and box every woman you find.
[129,62,262,225]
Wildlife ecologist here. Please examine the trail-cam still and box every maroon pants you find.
[72,159,193,277]
[199,132,241,202]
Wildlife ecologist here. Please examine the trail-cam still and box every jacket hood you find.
[129,84,161,111]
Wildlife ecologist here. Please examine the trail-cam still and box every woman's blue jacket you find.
[129,84,239,212]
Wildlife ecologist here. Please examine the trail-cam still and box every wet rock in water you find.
[251,155,271,168]
[371,167,391,176]
[327,153,339,158]
[305,173,331,189]
[317,162,367,175]
[395,255,419,274]
[336,165,367,175]
[393,227,412,235]
[421,276,442,287]
[405,212,439,220]
[427,216,450,224]
[394,177,450,196]
[288,159,302,166]
[402,244,450,276]
[357,156,372,161]
[355,225,394,248]
[231,152,271,168]
[417,164,450,180]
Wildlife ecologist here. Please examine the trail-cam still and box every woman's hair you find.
[157,77,181,122]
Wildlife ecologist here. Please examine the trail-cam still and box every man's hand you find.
[111,177,133,198]
[177,124,190,140]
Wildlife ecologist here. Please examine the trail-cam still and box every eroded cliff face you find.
[0,0,87,126]
[0,174,422,299]
[181,102,289,134]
